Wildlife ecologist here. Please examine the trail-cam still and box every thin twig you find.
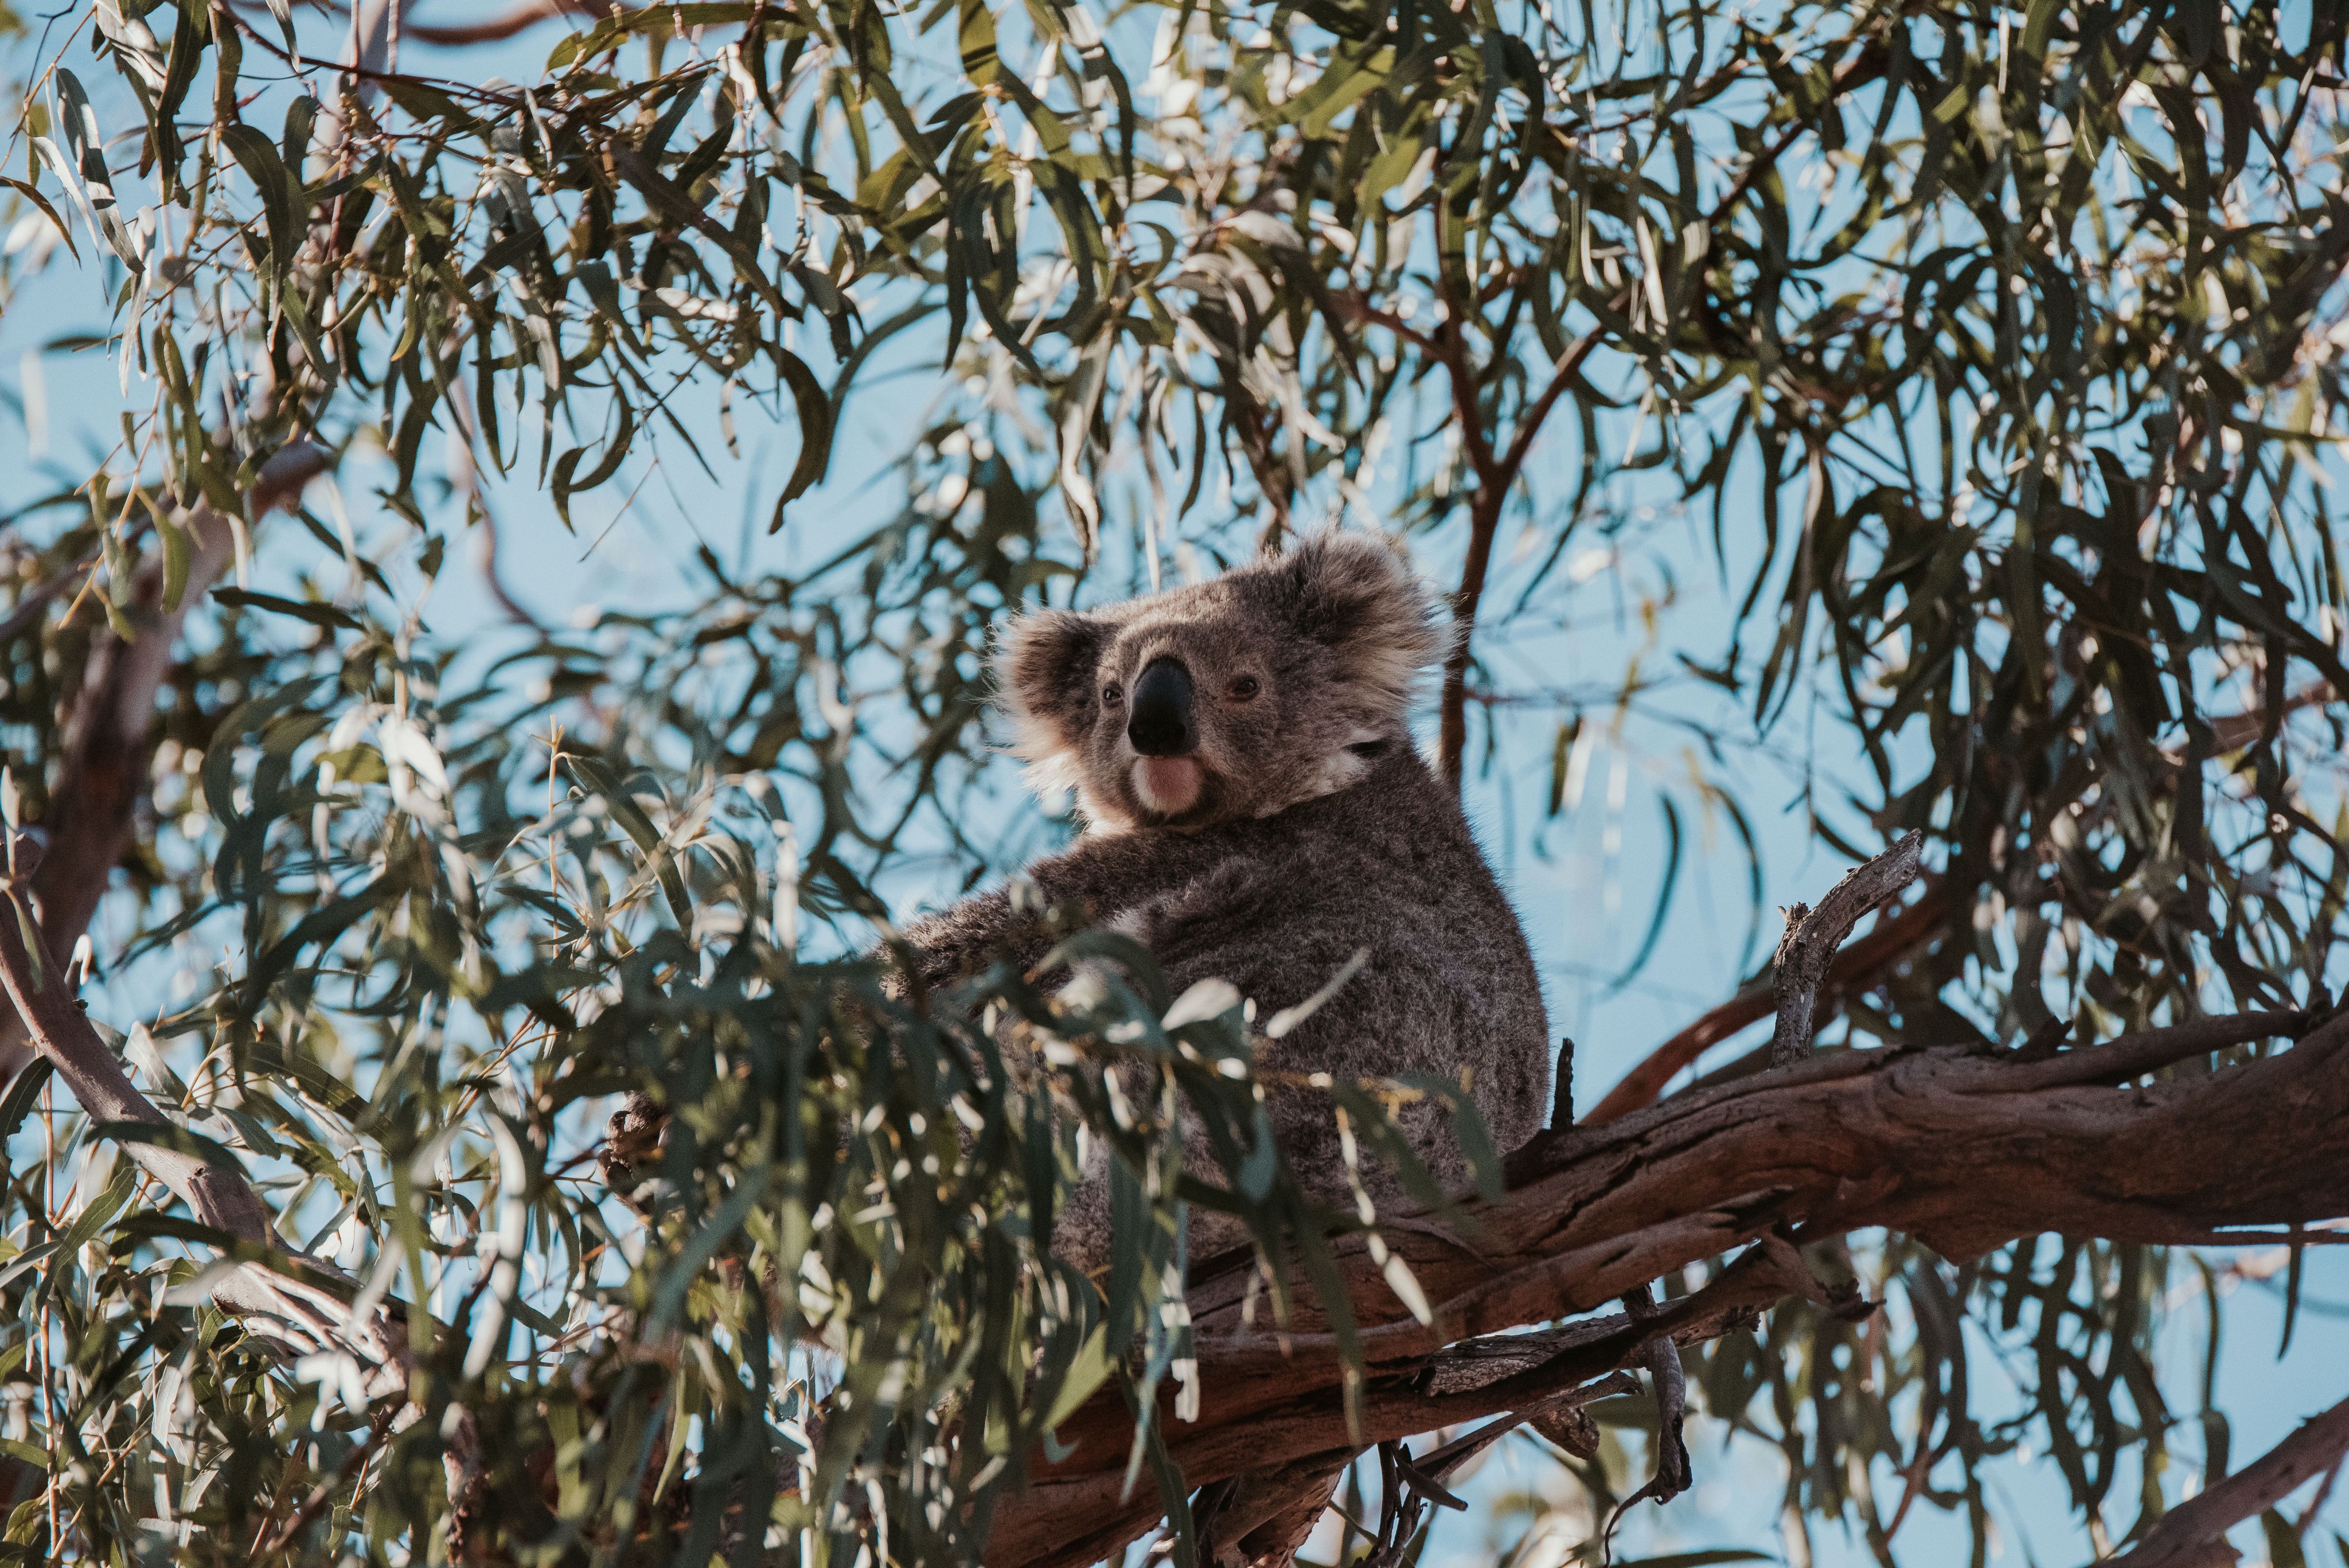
[252,1403,398,1559]
[1408,1370,1637,1480]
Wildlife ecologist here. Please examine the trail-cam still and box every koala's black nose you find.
[1126,658,1196,756]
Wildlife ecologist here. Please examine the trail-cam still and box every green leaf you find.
[211,587,362,632]
[0,1060,50,1148]
[0,1243,56,1296]
[767,347,835,529]
[1607,794,1683,992]
[45,1162,138,1280]
[609,145,787,315]
[217,121,299,290]
[1041,1325,1110,1432]
[550,401,637,531]
[2261,1510,2307,1568]
[377,77,479,132]
[564,755,692,927]
[156,513,191,612]
[0,176,77,261]
[50,69,141,272]
[648,1172,766,1334]
[92,1121,248,1176]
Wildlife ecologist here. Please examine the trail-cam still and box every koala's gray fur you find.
[900,534,1550,1272]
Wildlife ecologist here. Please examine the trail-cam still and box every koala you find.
[899,533,1550,1273]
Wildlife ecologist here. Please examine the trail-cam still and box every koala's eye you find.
[1228,675,1262,701]
[1101,682,1123,706]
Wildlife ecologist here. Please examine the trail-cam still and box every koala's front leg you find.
[599,887,1040,1214]
[1109,854,1281,969]
[1052,855,1297,1278]
[893,887,1031,992]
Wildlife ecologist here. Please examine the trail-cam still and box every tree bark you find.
[2102,1393,2349,1568]
[985,1005,2349,1567]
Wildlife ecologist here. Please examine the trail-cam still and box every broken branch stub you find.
[1769,830,1926,1067]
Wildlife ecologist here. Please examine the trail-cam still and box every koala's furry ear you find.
[992,607,1108,796]
[1279,533,1442,709]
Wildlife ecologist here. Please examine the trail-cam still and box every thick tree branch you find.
[2102,1393,2349,1568]
[988,1004,2349,1566]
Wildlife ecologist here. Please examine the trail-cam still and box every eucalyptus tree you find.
[0,0,2347,1565]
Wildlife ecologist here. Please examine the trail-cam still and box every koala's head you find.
[994,534,1442,830]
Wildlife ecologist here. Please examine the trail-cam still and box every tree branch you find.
[1496,321,1614,487]
[0,826,486,1549]
[0,832,405,1385]
[1435,490,1504,794]
[0,444,328,1085]
[1340,284,1624,791]
[2102,1392,2349,1568]
[1431,297,1627,792]
[988,1005,2349,1565]
[1768,831,1925,1066]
